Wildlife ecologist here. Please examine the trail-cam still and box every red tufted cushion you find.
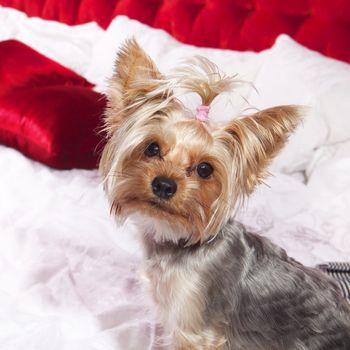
[0,40,93,96]
[1,0,350,64]
[0,40,106,169]
[0,86,106,169]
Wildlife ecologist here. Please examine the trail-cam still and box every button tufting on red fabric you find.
[1,0,349,63]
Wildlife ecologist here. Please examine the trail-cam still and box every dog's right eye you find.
[144,142,160,157]
[197,162,213,178]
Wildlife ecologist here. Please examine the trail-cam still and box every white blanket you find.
[0,6,349,350]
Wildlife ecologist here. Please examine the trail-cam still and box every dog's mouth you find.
[146,199,177,215]
[120,196,189,222]
[143,199,191,221]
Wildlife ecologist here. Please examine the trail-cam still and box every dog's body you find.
[100,39,350,349]
[144,220,350,349]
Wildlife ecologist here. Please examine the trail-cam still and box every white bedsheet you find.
[0,6,350,350]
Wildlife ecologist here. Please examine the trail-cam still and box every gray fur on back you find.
[144,221,350,349]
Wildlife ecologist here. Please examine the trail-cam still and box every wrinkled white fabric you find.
[0,6,103,76]
[1,141,350,349]
[249,34,350,175]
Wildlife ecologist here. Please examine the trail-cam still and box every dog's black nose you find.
[151,176,177,199]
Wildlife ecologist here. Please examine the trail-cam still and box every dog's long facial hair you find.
[100,40,350,349]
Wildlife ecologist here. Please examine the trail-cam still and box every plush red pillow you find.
[0,86,106,169]
[0,39,106,169]
[0,40,93,96]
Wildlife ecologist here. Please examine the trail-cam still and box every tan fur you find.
[168,55,246,106]
[144,250,227,349]
[100,40,304,349]
[104,38,166,134]
[222,105,302,193]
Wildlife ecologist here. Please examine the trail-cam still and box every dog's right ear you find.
[222,105,303,194]
[105,39,163,131]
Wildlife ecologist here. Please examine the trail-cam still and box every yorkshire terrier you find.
[100,40,350,349]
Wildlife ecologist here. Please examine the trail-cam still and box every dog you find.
[100,39,350,349]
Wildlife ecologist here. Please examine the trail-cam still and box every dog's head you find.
[100,39,302,244]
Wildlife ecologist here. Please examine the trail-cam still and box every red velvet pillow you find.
[0,40,106,169]
[0,86,106,169]
[0,40,93,96]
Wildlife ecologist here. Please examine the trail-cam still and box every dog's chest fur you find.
[143,238,227,349]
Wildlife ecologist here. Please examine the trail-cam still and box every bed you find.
[0,1,349,349]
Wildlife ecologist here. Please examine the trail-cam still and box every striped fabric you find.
[318,262,350,303]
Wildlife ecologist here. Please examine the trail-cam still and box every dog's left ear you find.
[106,39,164,130]
[223,105,303,193]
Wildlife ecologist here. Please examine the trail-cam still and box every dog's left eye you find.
[144,142,160,157]
[197,162,213,178]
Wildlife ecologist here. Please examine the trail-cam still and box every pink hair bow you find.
[195,105,210,122]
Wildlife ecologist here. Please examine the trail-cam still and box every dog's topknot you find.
[168,55,246,106]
